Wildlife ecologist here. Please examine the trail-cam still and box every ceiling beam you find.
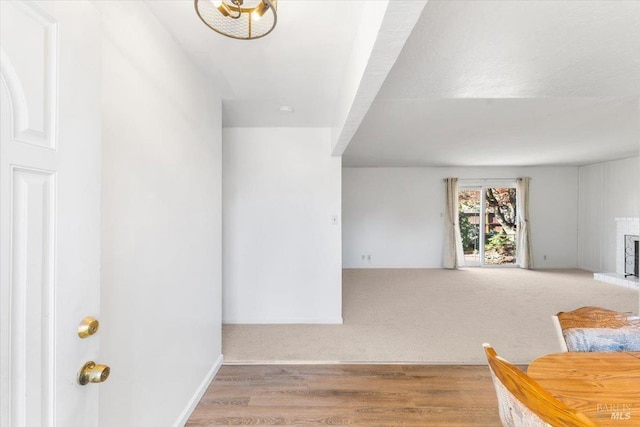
[331,0,428,157]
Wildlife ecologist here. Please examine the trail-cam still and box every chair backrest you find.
[556,306,640,352]
[483,344,597,427]
[551,315,569,352]
[556,306,640,330]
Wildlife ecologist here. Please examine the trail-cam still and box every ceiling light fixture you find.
[195,0,277,40]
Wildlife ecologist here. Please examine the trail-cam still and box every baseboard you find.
[224,317,344,324]
[173,354,224,427]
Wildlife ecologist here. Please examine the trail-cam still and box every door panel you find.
[484,187,517,266]
[1,2,102,427]
[0,0,57,149]
[10,167,56,427]
[459,188,481,266]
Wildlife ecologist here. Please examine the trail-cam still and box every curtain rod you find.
[443,178,529,182]
[460,178,519,181]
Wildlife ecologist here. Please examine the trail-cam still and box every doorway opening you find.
[459,186,517,266]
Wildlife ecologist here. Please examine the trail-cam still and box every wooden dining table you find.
[528,351,640,426]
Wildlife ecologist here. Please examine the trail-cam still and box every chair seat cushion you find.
[563,327,640,352]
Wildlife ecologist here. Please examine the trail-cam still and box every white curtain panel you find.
[444,177,465,269]
[516,177,533,269]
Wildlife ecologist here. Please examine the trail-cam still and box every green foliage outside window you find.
[485,232,515,254]
[458,211,478,252]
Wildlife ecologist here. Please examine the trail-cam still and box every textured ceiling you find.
[148,1,640,167]
[146,0,366,127]
[377,1,640,99]
[344,97,640,167]
[344,1,640,167]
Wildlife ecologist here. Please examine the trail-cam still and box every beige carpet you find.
[222,268,639,365]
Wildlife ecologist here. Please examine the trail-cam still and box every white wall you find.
[343,166,579,268]
[99,2,222,426]
[223,128,342,323]
[578,156,640,272]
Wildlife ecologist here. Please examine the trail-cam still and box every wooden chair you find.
[483,344,597,427]
[551,314,569,352]
[556,306,640,330]
[554,306,640,352]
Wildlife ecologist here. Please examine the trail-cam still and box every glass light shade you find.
[195,0,277,40]
[251,0,268,21]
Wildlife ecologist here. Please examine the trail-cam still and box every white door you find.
[1,1,103,427]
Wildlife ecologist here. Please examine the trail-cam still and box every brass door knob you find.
[78,361,110,385]
[77,317,99,338]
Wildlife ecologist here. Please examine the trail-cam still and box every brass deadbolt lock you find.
[77,317,99,338]
[78,361,110,385]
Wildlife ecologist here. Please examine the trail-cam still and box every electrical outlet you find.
[367,254,371,261]
[543,255,547,261]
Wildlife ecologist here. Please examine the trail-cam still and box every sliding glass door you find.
[459,186,517,266]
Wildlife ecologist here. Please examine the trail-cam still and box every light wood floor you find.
[186,364,502,426]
